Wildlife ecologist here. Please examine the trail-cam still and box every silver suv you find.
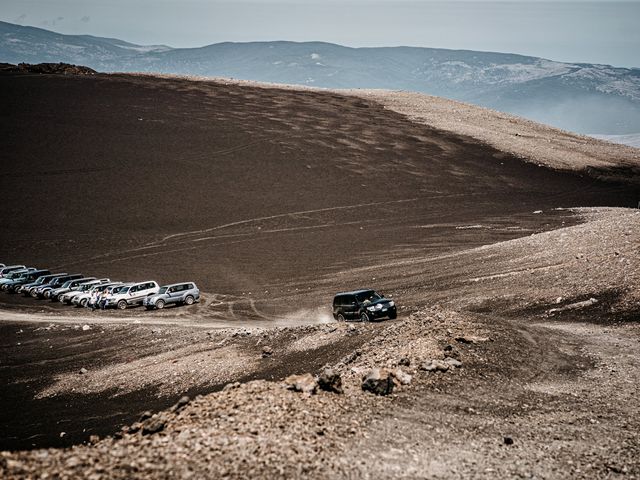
[105,281,160,309]
[144,282,200,310]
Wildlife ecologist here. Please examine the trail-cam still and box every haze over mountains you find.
[2,20,639,137]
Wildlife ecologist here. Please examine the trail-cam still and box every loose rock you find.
[171,396,190,413]
[261,346,273,358]
[420,360,449,372]
[361,368,394,395]
[283,373,317,395]
[142,415,167,435]
[444,357,463,368]
[391,368,412,386]
[317,368,343,394]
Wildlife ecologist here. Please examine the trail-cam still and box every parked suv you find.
[3,269,51,293]
[332,289,397,322]
[0,265,26,278]
[35,274,84,298]
[144,282,200,310]
[48,277,96,301]
[19,273,67,296]
[0,268,34,289]
[105,281,159,310]
[72,282,122,307]
[60,279,110,304]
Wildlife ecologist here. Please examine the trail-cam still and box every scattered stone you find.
[142,415,167,435]
[171,396,190,413]
[361,368,394,396]
[454,336,474,344]
[128,422,142,434]
[283,373,317,395]
[139,411,153,422]
[223,382,241,391]
[420,360,449,372]
[391,368,413,386]
[444,357,463,368]
[261,346,273,358]
[65,456,81,467]
[89,435,100,444]
[548,297,598,315]
[317,368,343,394]
[398,357,411,367]
[79,367,88,375]
[342,350,361,365]
[82,325,91,331]
[503,436,514,446]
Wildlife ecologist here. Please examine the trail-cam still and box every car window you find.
[356,291,381,303]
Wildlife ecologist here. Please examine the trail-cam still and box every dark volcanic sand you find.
[0,73,638,455]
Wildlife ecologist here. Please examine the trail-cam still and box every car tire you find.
[184,295,195,306]
[80,298,88,308]
[337,313,345,322]
[389,311,397,320]
[360,312,370,322]
[117,300,128,310]
[156,299,165,310]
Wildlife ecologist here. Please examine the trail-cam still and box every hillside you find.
[1,69,639,478]
[1,20,639,135]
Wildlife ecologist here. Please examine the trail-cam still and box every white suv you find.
[105,281,160,310]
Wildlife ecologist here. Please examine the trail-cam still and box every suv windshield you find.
[158,287,168,294]
[356,290,382,304]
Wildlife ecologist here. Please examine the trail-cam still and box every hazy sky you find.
[2,1,639,67]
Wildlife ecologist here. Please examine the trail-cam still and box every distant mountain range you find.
[2,20,639,136]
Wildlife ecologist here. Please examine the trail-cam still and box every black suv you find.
[332,289,397,322]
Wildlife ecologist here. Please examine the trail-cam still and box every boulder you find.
[361,368,394,395]
[317,368,343,394]
[283,373,318,395]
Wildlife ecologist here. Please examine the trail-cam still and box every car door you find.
[344,294,358,320]
[165,286,177,304]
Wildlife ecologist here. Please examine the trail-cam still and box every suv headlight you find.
[367,306,375,312]
[389,301,395,307]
